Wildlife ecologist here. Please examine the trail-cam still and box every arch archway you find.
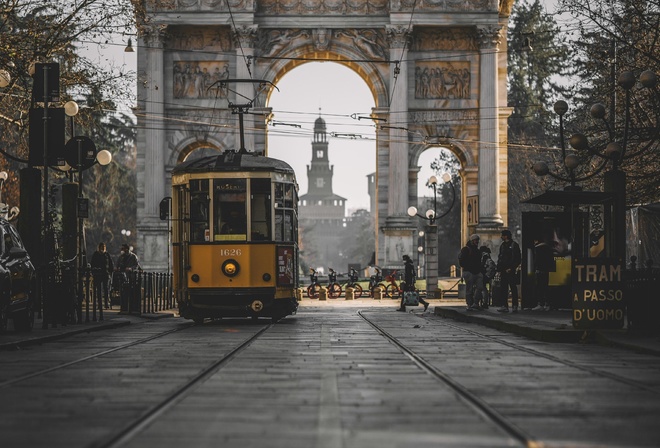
[135,3,515,275]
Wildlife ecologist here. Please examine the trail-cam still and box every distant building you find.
[299,116,347,271]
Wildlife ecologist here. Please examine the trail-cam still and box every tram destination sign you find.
[572,258,625,329]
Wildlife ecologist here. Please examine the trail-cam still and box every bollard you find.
[296,288,303,301]
[373,286,382,300]
[450,264,456,277]
[345,286,354,300]
[319,287,328,301]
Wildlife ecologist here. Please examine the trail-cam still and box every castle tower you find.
[299,115,347,271]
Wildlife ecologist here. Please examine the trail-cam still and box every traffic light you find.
[160,197,171,221]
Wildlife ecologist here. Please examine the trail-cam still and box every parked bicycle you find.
[326,268,342,299]
[346,267,364,298]
[307,268,322,299]
[368,267,386,297]
[326,267,364,299]
[384,270,406,299]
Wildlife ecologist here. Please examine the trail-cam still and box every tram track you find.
[0,323,195,389]
[100,322,274,448]
[434,316,660,395]
[358,310,537,448]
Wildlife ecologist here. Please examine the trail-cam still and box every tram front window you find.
[214,179,247,241]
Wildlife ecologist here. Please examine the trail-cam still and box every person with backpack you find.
[480,246,497,309]
[458,234,484,311]
[496,229,522,313]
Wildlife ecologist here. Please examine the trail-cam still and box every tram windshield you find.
[214,179,247,241]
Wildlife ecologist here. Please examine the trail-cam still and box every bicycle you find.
[345,268,364,298]
[307,268,322,299]
[368,267,386,297]
[326,267,364,299]
[384,270,407,299]
[326,268,342,299]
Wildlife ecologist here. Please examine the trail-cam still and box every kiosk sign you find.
[572,258,625,329]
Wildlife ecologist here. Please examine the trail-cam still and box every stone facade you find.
[136,0,514,271]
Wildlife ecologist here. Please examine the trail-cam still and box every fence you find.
[91,270,174,316]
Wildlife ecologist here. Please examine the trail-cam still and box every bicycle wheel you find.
[386,284,403,299]
[307,284,321,299]
[351,284,363,298]
[327,283,342,299]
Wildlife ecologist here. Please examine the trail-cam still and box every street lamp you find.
[407,173,456,296]
[532,70,658,261]
[64,101,113,322]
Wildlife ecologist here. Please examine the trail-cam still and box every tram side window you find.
[214,178,247,241]
[190,180,210,243]
[274,182,295,242]
[251,178,271,241]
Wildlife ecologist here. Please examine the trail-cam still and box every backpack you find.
[483,255,496,281]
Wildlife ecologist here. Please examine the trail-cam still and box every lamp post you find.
[64,101,113,322]
[407,173,456,296]
[533,70,658,262]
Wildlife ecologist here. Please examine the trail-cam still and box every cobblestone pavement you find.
[0,298,659,448]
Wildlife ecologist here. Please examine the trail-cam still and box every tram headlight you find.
[191,274,200,283]
[262,273,271,282]
[222,259,240,277]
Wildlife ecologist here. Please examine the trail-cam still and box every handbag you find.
[458,280,466,299]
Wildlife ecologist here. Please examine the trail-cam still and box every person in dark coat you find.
[458,234,484,311]
[532,236,556,310]
[91,242,114,312]
[496,229,522,313]
[397,255,429,312]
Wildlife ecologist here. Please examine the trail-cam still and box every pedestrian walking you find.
[480,246,497,308]
[458,234,484,311]
[90,242,114,312]
[397,254,429,312]
[496,229,521,313]
[532,236,556,310]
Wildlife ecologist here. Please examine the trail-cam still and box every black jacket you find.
[533,241,556,272]
[91,251,114,280]
[497,240,521,272]
[459,242,482,274]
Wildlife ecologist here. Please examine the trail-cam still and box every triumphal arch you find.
[136,0,514,271]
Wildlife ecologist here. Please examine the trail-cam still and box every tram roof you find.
[172,151,295,175]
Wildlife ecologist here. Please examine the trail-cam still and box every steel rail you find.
[100,322,273,448]
[358,310,538,448]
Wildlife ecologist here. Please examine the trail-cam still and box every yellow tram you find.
[171,150,299,322]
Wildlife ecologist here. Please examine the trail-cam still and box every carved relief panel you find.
[173,61,230,99]
[256,0,388,15]
[414,61,470,99]
[169,26,233,52]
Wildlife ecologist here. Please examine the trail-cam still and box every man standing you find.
[532,236,556,310]
[496,229,521,313]
[458,234,484,311]
[90,242,114,312]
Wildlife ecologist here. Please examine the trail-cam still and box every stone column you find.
[477,25,504,227]
[386,25,410,218]
[233,25,258,152]
[144,25,166,220]
[136,25,168,271]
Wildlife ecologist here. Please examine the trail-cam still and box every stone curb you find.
[433,307,584,343]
